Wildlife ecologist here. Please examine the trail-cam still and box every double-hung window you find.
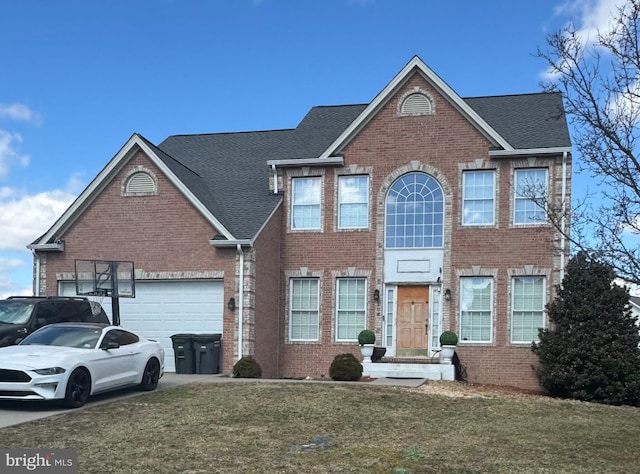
[511,276,545,343]
[336,278,366,341]
[292,177,321,230]
[514,169,547,225]
[459,277,493,342]
[338,176,369,229]
[290,279,319,341]
[462,170,495,225]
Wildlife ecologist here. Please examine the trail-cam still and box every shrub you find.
[233,356,262,378]
[439,331,458,346]
[329,353,363,381]
[357,329,375,345]
[532,251,640,406]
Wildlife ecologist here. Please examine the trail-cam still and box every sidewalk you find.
[159,373,427,388]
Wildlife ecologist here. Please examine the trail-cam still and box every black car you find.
[0,296,110,347]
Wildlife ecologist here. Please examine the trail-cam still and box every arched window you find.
[385,172,444,248]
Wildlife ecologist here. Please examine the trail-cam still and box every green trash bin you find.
[171,334,196,374]
[192,334,222,374]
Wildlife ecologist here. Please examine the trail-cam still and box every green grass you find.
[1,382,639,473]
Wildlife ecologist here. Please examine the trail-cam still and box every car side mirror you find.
[101,341,120,350]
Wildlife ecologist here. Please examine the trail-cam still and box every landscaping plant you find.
[532,251,640,406]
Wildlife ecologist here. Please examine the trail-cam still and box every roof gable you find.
[319,56,515,158]
[31,134,238,247]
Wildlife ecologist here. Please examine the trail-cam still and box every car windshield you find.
[0,301,35,325]
[21,325,103,349]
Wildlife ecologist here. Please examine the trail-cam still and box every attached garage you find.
[59,280,224,372]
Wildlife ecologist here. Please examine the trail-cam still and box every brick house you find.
[29,56,571,390]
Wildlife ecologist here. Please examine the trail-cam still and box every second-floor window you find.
[336,278,367,341]
[385,172,444,248]
[514,169,547,225]
[292,177,321,230]
[338,176,369,229]
[462,170,495,225]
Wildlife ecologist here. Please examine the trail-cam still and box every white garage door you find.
[59,280,224,372]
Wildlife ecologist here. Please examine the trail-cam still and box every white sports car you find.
[0,322,164,408]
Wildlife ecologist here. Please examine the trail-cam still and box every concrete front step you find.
[362,361,455,380]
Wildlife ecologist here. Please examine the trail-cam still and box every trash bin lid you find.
[170,333,196,341]
[191,333,222,342]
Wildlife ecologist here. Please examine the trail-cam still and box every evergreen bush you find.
[439,331,458,346]
[233,356,262,378]
[532,251,640,406]
[329,353,363,381]
[357,329,375,345]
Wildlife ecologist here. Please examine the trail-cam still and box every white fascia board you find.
[266,157,344,167]
[36,134,235,245]
[209,239,253,248]
[318,56,514,159]
[489,147,572,157]
[27,242,64,251]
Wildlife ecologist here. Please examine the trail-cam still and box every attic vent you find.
[125,172,157,194]
[400,92,433,116]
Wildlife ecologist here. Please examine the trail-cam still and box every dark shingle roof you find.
[464,92,571,149]
[155,93,570,240]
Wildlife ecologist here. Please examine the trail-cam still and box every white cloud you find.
[0,256,31,299]
[553,0,627,43]
[0,130,29,179]
[0,187,77,251]
[0,103,40,123]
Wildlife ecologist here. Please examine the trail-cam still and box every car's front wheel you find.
[139,358,160,391]
[62,368,91,408]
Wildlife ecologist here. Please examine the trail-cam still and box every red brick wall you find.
[252,205,283,378]
[41,149,239,373]
[275,73,565,390]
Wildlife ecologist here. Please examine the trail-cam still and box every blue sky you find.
[0,0,620,297]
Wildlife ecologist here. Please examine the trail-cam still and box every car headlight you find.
[33,367,66,375]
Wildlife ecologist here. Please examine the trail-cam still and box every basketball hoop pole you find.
[110,261,121,326]
[112,296,121,326]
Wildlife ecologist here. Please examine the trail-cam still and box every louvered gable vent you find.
[401,93,433,115]
[126,172,156,193]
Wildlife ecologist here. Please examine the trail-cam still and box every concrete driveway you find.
[0,374,425,429]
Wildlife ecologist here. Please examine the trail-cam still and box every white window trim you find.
[513,168,548,226]
[510,276,546,344]
[291,176,322,231]
[459,277,494,343]
[289,278,320,342]
[335,278,367,342]
[462,170,495,226]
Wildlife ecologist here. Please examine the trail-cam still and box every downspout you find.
[560,151,568,282]
[31,250,40,296]
[271,164,278,194]
[236,244,245,361]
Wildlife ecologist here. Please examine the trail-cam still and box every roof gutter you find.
[209,239,253,248]
[488,147,572,158]
[266,156,344,167]
[26,241,65,251]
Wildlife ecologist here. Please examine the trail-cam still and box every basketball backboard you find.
[74,260,135,298]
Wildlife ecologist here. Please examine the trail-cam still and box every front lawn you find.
[1,381,638,473]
